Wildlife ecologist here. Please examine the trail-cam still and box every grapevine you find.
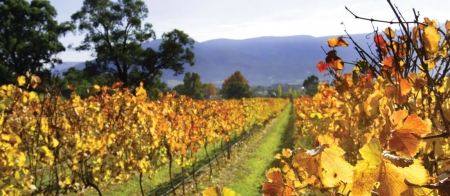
[0,77,288,195]
[263,2,450,196]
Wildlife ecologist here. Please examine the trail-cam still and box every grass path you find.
[178,102,295,195]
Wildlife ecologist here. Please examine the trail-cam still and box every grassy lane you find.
[183,102,294,196]
[227,102,294,195]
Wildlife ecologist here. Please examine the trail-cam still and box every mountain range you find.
[54,33,375,87]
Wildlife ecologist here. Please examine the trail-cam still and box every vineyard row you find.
[0,79,289,195]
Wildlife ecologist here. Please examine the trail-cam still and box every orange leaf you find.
[282,148,292,158]
[382,56,393,67]
[316,61,327,73]
[412,27,419,45]
[326,50,344,71]
[390,109,408,127]
[292,148,319,176]
[316,134,337,146]
[327,37,349,48]
[202,186,221,196]
[262,168,289,196]
[389,131,421,157]
[374,35,386,48]
[400,114,431,135]
[446,20,450,34]
[385,84,395,99]
[399,78,412,96]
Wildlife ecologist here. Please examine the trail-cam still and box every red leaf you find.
[374,35,386,48]
[316,61,328,73]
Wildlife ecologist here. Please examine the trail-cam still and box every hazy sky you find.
[49,0,449,62]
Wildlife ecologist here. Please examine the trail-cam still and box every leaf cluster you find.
[265,2,450,195]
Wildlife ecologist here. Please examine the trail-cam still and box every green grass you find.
[227,103,294,195]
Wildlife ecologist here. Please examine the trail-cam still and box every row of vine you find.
[0,77,288,195]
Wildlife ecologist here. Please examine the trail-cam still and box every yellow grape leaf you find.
[65,176,71,185]
[274,153,281,159]
[352,160,380,196]
[93,84,101,92]
[439,76,450,93]
[443,100,450,122]
[401,160,429,185]
[389,131,421,157]
[202,187,221,196]
[378,163,408,195]
[318,145,353,187]
[1,134,10,141]
[22,92,28,103]
[423,25,440,56]
[223,187,241,196]
[310,112,322,119]
[384,27,395,39]
[17,76,26,86]
[359,138,382,164]
[364,90,382,117]
[29,91,39,102]
[51,137,59,148]
[378,161,428,196]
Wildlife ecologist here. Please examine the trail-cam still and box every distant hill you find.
[53,34,374,87]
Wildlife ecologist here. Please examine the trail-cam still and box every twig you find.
[345,6,426,26]
[422,132,450,140]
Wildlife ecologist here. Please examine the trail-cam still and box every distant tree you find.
[172,84,185,95]
[204,83,217,98]
[71,0,195,87]
[221,71,252,99]
[0,0,74,84]
[182,72,203,99]
[277,84,282,98]
[63,67,115,98]
[303,75,319,96]
[145,76,170,100]
[288,87,293,96]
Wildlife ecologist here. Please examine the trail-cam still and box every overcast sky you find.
[49,0,449,62]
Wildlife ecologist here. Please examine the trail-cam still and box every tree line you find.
[0,0,193,98]
[0,0,318,100]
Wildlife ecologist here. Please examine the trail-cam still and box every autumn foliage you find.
[264,7,450,196]
[0,75,288,195]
